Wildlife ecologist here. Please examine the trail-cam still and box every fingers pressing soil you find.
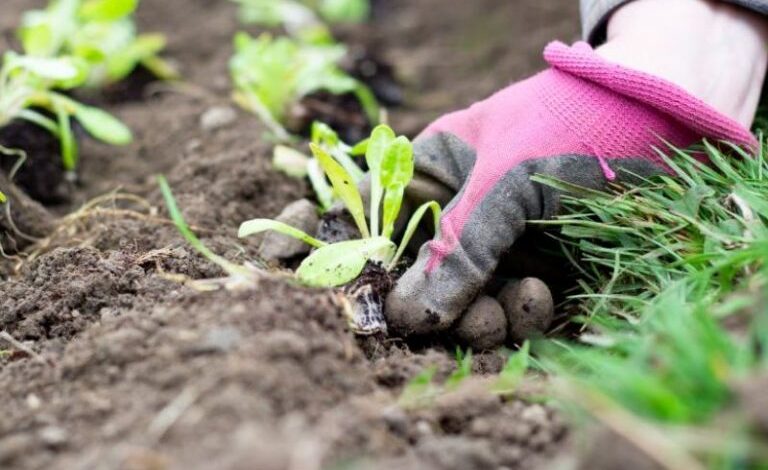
[453,296,508,350]
[497,278,554,343]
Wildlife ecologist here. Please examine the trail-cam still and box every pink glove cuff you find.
[542,41,758,155]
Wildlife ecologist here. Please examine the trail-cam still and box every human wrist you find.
[595,0,768,127]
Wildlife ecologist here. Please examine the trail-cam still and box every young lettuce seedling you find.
[273,122,365,211]
[233,0,369,34]
[0,51,132,170]
[229,32,378,141]
[239,124,441,288]
[18,0,176,87]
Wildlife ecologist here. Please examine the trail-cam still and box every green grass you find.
[534,139,768,467]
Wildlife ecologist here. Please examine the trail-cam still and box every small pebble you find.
[497,278,554,343]
[415,420,433,437]
[0,434,35,464]
[520,404,549,429]
[200,106,237,131]
[454,296,508,350]
[202,326,241,353]
[380,406,408,436]
[38,426,68,449]
[26,393,41,410]
[259,199,319,261]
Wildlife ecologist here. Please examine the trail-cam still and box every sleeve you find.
[581,0,768,46]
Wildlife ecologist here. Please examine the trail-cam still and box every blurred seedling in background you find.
[18,0,176,88]
[232,0,369,42]
[229,32,378,141]
[399,343,531,409]
[273,121,367,211]
[0,51,132,171]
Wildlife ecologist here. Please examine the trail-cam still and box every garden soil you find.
[0,1,583,469]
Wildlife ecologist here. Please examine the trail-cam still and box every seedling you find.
[230,32,378,140]
[273,122,365,211]
[233,0,369,34]
[491,341,530,396]
[241,124,440,333]
[445,347,473,390]
[240,124,440,287]
[398,366,438,409]
[0,51,132,170]
[18,0,175,87]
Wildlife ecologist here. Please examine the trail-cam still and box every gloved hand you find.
[385,41,757,338]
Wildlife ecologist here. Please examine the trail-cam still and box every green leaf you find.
[73,105,133,145]
[354,83,379,125]
[9,54,86,82]
[54,100,77,171]
[157,175,247,277]
[319,0,370,23]
[491,342,530,395]
[273,145,309,178]
[445,347,473,390]
[296,237,395,288]
[107,33,166,82]
[381,136,414,188]
[0,190,6,203]
[238,218,326,248]
[365,125,395,236]
[381,185,404,240]
[350,138,368,156]
[18,14,55,56]
[398,366,438,409]
[79,0,138,21]
[381,136,414,238]
[307,158,335,211]
[389,200,441,269]
[311,121,364,182]
[311,121,340,147]
[310,143,369,237]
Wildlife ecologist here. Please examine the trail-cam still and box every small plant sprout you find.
[0,51,132,170]
[398,366,439,409]
[18,0,176,87]
[240,124,440,285]
[229,32,378,140]
[240,124,440,333]
[231,0,330,43]
[233,0,369,35]
[491,342,530,396]
[273,122,365,211]
[158,175,257,288]
[445,347,473,390]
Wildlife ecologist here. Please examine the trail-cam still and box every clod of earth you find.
[258,198,320,262]
[0,171,53,255]
[497,277,554,343]
[339,261,395,335]
[453,296,508,350]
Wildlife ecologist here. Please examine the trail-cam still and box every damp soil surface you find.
[0,1,581,469]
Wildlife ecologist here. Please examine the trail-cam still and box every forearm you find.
[596,0,768,127]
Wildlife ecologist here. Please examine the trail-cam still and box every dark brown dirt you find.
[0,0,581,468]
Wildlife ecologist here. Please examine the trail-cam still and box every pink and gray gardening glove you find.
[385,41,757,337]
